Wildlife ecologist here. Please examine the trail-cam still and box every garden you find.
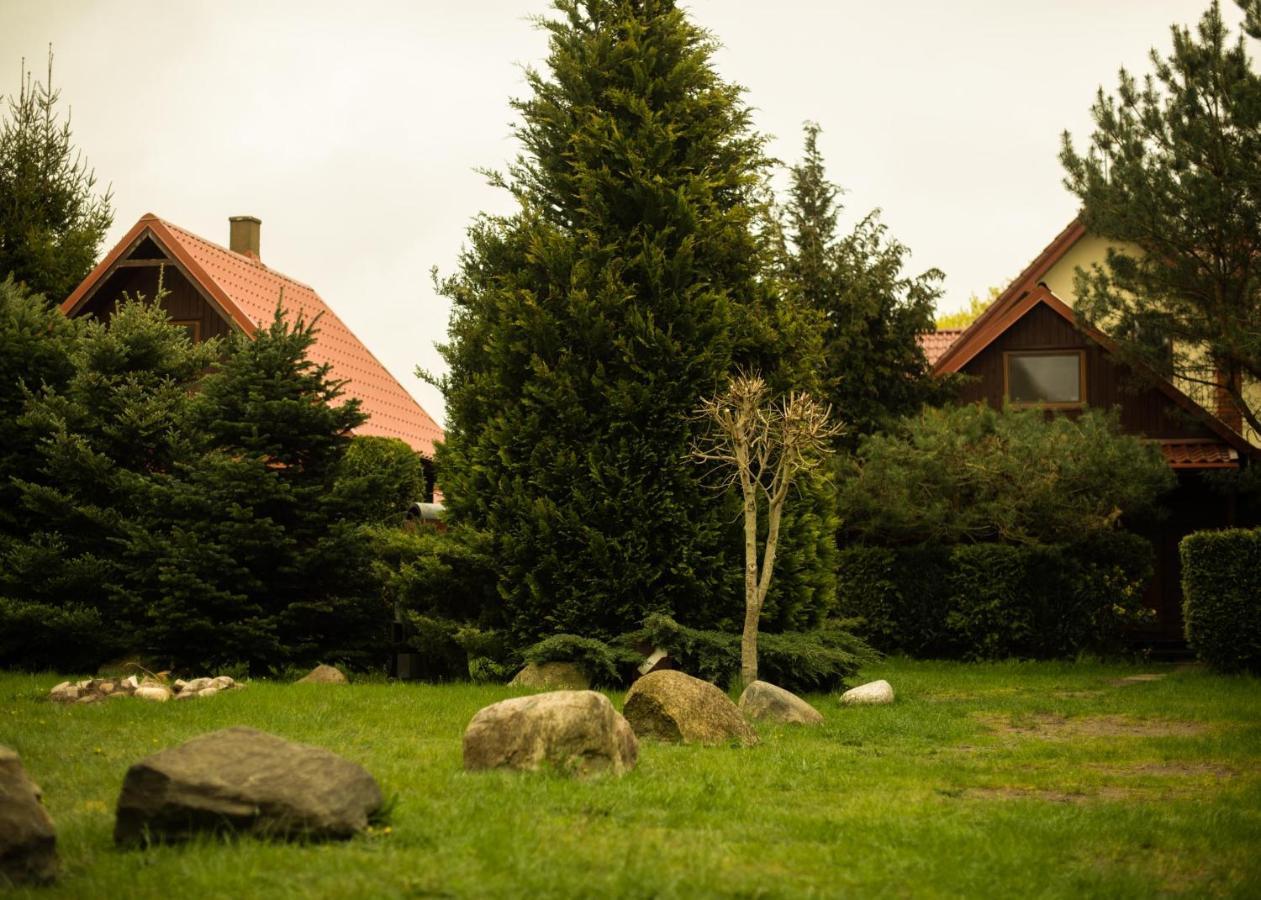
[3,0,1261,896]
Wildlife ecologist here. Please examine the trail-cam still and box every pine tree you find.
[1060,1,1261,433]
[435,0,804,645]
[778,123,945,443]
[0,50,112,303]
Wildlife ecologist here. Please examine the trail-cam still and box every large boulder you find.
[297,664,348,685]
[509,662,590,691]
[623,670,758,746]
[463,691,637,776]
[738,681,824,726]
[0,746,58,885]
[840,679,895,706]
[114,727,382,845]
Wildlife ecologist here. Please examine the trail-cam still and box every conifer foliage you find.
[435,0,785,645]
[778,124,944,442]
[0,51,112,304]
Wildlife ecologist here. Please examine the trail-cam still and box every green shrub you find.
[335,436,430,525]
[1181,529,1261,672]
[400,613,468,681]
[521,634,639,686]
[836,543,953,655]
[837,532,1153,660]
[0,597,116,673]
[637,614,876,693]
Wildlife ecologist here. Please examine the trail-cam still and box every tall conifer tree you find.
[435,0,790,644]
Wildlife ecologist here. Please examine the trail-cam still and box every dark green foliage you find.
[1061,2,1261,434]
[121,309,380,672]
[836,544,953,656]
[1181,528,1261,672]
[0,51,112,303]
[0,276,77,537]
[777,123,947,442]
[0,596,109,673]
[838,534,1154,660]
[521,634,638,686]
[837,404,1175,545]
[399,613,469,682]
[336,436,430,524]
[1,298,218,667]
[435,0,832,650]
[638,613,876,693]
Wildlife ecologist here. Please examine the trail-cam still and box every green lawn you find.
[2,659,1259,898]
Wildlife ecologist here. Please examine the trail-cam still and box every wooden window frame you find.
[171,319,201,343]
[1003,349,1087,409]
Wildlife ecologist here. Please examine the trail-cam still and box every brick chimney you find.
[229,215,261,259]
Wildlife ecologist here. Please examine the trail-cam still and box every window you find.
[1004,351,1085,406]
[171,320,201,343]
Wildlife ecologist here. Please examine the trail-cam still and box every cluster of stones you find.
[461,668,897,778]
[48,674,241,704]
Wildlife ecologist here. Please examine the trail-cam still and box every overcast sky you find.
[2,1,1248,426]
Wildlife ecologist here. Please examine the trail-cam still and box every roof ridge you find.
[158,218,322,295]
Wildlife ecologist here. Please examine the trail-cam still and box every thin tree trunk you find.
[740,467,760,687]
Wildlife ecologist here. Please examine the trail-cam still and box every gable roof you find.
[930,220,1253,459]
[62,214,443,457]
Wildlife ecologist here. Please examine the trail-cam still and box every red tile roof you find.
[62,214,443,457]
[1158,440,1240,469]
[920,329,964,366]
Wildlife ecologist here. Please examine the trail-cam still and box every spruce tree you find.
[0,51,112,303]
[778,123,945,443]
[122,310,381,672]
[436,0,791,645]
[0,296,216,669]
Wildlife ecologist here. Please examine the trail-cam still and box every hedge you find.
[837,531,1154,659]
[1181,529,1261,673]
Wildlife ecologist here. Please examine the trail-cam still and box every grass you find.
[2,658,1259,898]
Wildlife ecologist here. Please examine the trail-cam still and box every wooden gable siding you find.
[75,264,234,342]
[956,303,1215,441]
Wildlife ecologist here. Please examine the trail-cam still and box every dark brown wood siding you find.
[957,303,1215,441]
[75,263,233,342]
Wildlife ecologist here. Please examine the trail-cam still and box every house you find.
[923,219,1257,645]
[60,213,443,488]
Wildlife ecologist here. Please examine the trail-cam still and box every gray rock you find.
[623,670,758,746]
[0,746,58,885]
[509,662,590,691]
[48,682,79,703]
[133,685,171,703]
[296,664,347,685]
[738,681,824,726]
[840,679,894,706]
[114,727,382,845]
[463,690,637,776]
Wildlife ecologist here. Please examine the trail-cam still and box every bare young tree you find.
[694,373,842,686]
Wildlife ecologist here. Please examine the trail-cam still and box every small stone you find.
[463,690,637,776]
[134,686,171,703]
[174,691,198,702]
[210,676,235,690]
[122,676,140,691]
[839,679,894,706]
[74,695,100,705]
[172,679,188,692]
[0,746,58,884]
[48,682,79,703]
[296,665,348,685]
[198,687,220,698]
[113,727,382,845]
[180,678,212,694]
[623,670,758,746]
[739,681,824,726]
[509,662,590,691]
[98,682,115,695]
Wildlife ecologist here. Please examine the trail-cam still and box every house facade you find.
[60,214,444,469]
[925,220,1257,645]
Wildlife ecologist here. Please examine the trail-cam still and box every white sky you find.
[1,0,1247,426]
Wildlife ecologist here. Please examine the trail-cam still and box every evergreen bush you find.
[1181,528,1261,672]
[638,613,875,693]
[521,634,638,686]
